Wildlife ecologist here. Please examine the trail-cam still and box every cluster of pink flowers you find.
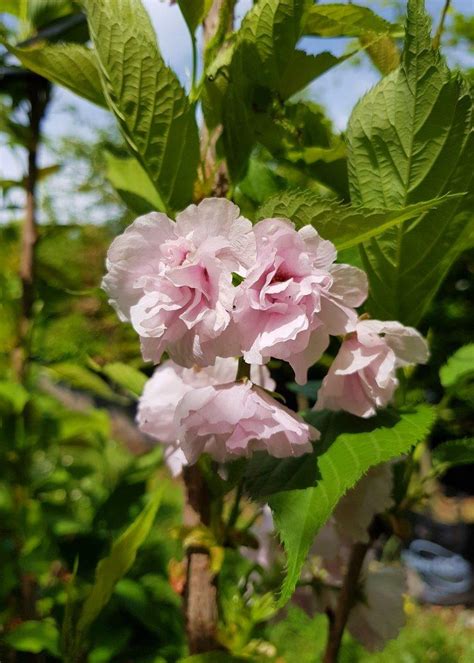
[103,199,428,467]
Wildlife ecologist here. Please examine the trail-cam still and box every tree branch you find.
[182,464,220,654]
[322,516,384,663]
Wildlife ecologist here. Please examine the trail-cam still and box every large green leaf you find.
[3,42,106,107]
[303,3,401,38]
[257,189,454,251]
[104,152,165,215]
[347,0,474,325]
[77,484,163,636]
[260,406,435,606]
[439,344,474,389]
[84,0,199,211]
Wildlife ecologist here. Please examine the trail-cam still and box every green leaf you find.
[222,0,310,179]
[237,155,284,205]
[178,0,213,35]
[0,380,29,414]
[278,49,351,100]
[104,152,165,215]
[46,362,119,402]
[239,0,309,89]
[439,344,474,389]
[432,438,474,471]
[265,406,435,606]
[3,619,60,657]
[346,0,474,325]
[257,189,454,251]
[84,0,199,211]
[3,41,106,107]
[304,3,401,38]
[360,32,400,75]
[101,362,147,398]
[77,484,163,636]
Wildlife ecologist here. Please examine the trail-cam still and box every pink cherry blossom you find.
[102,199,256,367]
[136,358,275,472]
[176,381,319,463]
[233,218,367,384]
[315,319,429,417]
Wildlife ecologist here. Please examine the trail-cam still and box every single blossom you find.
[136,357,275,473]
[102,199,256,367]
[176,381,319,463]
[233,218,367,384]
[315,319,429,417]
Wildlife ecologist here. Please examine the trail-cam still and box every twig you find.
[433,0,452,50]
[322,540,371,663]
[322,517,382,663]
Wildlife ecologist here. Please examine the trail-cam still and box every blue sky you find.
[1,0,473,222]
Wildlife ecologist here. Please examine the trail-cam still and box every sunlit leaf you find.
[303,3,401,38]
[439,344,474,388]
[3,41,106,107]
[347,0,474,325]
[261,406,435,605]
[104,152,165,215]
[85,0,199,211]
[257,189,455,251]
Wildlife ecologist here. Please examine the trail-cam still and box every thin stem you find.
[433,0,451,49]
[191,35,198,98]
[323,540,371,663]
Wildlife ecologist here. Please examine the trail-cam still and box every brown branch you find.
[13,76,50,381]
[182,465,220,654]
[323,540,371,663]
[322,517,384,663]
